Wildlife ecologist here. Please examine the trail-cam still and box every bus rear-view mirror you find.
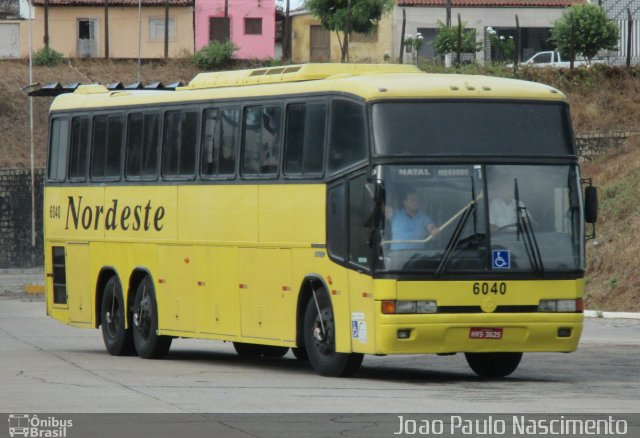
[584,186,598,224]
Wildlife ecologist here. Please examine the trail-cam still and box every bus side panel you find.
[347,271,377,354]
[104,186,177,242]
[179,185,258,243]
[238,248,294,343]
[45,187,105,240]
[157,245,196,334]
[67,242,92,326]
[258,184,325,245]
[195,246,241,338]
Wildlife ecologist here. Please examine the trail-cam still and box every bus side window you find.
[48,119,69,182]
[91,115,123,180]
[328,100,367,175]
[163,110,198,178]
[348,173,371,270]
[284,102,326,177]
[327,182,347,262]
[126,113,160,180]
[201,108,238,178]
[242,105,282,177]
[69,117,90,181]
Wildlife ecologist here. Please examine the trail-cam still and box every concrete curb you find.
[23,284,44,294]
[584,310,640,320]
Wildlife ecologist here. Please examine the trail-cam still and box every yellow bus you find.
[43,63,597,377]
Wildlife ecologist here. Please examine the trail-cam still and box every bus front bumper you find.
[374,313,583,355]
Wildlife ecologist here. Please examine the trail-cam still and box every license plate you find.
[469,327,503,339]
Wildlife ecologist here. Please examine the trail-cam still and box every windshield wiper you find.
[514,178,544,275]
[436,177,481,276]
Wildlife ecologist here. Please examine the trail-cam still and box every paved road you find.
[1,285,639,415]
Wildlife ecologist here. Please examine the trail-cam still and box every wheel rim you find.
[134,286,153,341]
[311,308,334,356]
[105,284,121,340]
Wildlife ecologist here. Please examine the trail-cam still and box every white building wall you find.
[392,6,569,64]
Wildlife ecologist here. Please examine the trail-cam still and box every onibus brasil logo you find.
[8,414,73,438]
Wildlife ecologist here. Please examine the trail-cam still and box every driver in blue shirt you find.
[390,190,439,250]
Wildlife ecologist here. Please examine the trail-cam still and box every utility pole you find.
[514,14,520,72]
[342,0,351,62]
[164,0,169,58]
[456,13,461,67]
[104,0,109,59]
[569,11,575,72]
[627,8,633,68]
[399,8,406,63]
[283,0,291,61]
[44,0,49,49]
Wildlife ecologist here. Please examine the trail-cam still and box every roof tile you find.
[397,0,585,7]
[32,0,192,6]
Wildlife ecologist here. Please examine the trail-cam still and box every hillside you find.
[0,59,639,311]
[0,59,202,169]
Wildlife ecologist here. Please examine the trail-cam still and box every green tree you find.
[551,4,619,63]
[433,20,482,61]
[306,0,394,62]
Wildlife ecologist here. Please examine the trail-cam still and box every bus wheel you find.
[464,352,522,378]
[100,276,135,356]
[132,277,172,359]
[292,347,308,361]
[303,297,363,377]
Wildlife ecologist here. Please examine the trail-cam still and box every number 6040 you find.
[473,282,507,295]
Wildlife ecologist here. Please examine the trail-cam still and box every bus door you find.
[238,248,294,342]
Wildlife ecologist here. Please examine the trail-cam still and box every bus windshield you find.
[373,164,583,275]
[372,101,574,156]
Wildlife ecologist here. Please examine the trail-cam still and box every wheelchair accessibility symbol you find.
[492,250,510,269]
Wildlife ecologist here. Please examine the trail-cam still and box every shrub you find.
[433,20,482,58]
[191,40,238,70]
[33,47,65,67]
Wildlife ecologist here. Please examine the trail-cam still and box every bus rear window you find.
[48,119,69,182]
[372,101,573,157]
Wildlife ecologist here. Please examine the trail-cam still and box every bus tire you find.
[132,277,172,359]
[303,296,363,377]
[100,276,135,356]
[464,352,522,378]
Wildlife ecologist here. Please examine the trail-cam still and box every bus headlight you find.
[538,299,583,313]
[382,300,438,314]
[416,301,438,314]
[396,301,416,314]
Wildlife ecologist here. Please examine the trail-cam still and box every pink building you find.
[195,0,275,60]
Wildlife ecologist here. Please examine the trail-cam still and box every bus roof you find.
[49,63,567,112]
